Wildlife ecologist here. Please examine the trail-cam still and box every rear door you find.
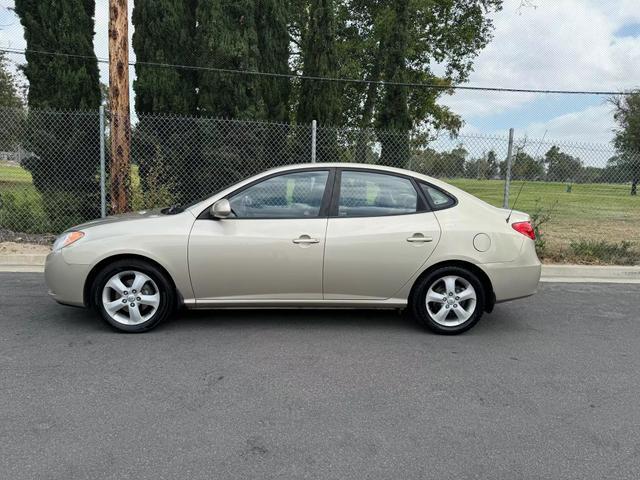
[323,169,441,300]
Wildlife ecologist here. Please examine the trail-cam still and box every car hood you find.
[71,209,168,231]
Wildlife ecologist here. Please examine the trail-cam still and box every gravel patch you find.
[0,228,55,245]
[0,242,51,255]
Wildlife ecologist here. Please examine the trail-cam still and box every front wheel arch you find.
[83,254,182,309]
[409,260,495,313]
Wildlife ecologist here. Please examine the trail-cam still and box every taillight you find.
[512,221,535,240]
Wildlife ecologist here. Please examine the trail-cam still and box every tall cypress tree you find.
[15,0,100,110]
[255,0,290,123]
[196,0,262,119]
[132,0,197,115]
[193,1,268,199]
[296,0,340,126]
[375,0,411,168]
[14,0,101,231]
[132,0,198,206]
[296,0,340,162]
[255,0,291,169]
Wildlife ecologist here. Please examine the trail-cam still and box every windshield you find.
[161,187,226,215]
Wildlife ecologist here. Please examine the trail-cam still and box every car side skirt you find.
[184,298,407,309]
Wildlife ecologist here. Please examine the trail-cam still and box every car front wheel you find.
[92,259,175,333]
[411,266,485,335]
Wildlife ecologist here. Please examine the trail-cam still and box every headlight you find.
[52,231,85,251]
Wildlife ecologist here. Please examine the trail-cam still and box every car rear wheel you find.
[411,266,485,334]
[92,259,175,333]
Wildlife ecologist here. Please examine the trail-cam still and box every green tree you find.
[14,0,101,231]
[14,0,100,110]
[544,145,582,182]
[465,150,498,179]
[256,0,290,123]
[343,0,502,133]
[132,0,198,205]
[295,0,341,162]
[296,0,340,126]
[611,91,640,195]
[509,151,544,180]
[132,0,197,115]
[255,0,291,170]
[0,52,25,152]
[375,0,411,168]
[196,0,262,119]
[412,145,467,178]
[487,150,499,178]
[0,52,23,109]
[194,1,276,200]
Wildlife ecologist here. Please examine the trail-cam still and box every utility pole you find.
[108,0,131,213]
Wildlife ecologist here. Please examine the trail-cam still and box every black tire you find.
[92,259,175,333]
[410,266,485,335]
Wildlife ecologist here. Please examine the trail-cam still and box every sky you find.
[0,0,638,146]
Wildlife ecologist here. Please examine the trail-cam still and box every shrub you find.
[569,240,639,265]
[0,187,51,233]
[529,198,557,256]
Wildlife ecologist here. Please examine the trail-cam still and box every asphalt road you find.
[2,273,640,480]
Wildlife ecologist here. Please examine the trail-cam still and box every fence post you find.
[503,127,514,208]
[99,105,107,218]
[311,119,317,163]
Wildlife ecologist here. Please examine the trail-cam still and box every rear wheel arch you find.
[409,260,495,313]
[84,254,181,308]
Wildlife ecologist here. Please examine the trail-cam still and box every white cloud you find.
[442,0,640,120]
[462,103,617,145]
[519,103,617,144]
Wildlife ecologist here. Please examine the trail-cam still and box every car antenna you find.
[506,130,547,223]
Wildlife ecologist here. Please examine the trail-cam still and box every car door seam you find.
[390,211,444,299]
[320,217,329,300]
[185,216,200,304]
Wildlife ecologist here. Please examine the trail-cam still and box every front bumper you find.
[44,250,90,307]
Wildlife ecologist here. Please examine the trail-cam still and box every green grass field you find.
[448,178,640,249]
[1,162,639,262]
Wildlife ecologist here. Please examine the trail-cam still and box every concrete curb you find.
[1,254,639,283]
[0,253,48,266]
[540,265,640,284]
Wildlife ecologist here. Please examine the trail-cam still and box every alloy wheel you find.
[101,270,160,325]
[425,275,477,327]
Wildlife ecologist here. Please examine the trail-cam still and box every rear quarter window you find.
[419,183,457,210]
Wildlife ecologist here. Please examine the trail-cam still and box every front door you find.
[188,169,332,302]
[323,169,441,300]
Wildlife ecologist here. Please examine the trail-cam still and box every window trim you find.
[197,167,335,220]
[329,167,429,218]
[417,180,458,211]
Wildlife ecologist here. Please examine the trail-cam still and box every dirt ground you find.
[0,242,51,255]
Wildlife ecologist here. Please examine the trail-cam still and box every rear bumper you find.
[480,242,541,303]
[44,250,90,307]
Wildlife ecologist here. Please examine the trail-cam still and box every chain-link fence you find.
[1,106,638,256]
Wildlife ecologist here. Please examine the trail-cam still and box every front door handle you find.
[293,235,320,244]
[407,234,433,243]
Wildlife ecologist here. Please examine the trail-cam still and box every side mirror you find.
[210,199,232,219]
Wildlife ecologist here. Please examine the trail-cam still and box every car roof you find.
[264,162,457,191]
[265,162,432,180]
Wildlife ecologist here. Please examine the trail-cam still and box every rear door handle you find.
[293,235,320,244]
[407,234,433,243]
